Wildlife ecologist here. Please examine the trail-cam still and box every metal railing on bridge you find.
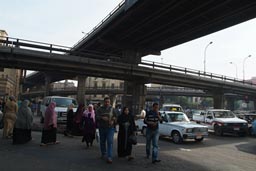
[1,36,255,87]
[140,60,255,86]
[72,0,126,50]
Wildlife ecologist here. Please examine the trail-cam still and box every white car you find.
[136,111,208,144]
[160,111,208,143]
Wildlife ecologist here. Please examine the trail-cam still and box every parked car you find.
[136,111,208,144]
[40,96,78,123]
[193,109,248,136]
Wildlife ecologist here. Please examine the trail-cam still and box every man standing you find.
[144,103,162,164]
[96,97,117,164]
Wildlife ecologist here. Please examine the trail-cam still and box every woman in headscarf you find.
[81,104,96,147]
[117,107,137,161]
[13,100,33,144]
[64,103,74,137]
[3,96,18,139]
[73,104,85,136]
[40,102,59,146]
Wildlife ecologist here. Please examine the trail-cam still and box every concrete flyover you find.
[0,40,256,96]
[1,37,256,110]
[73,0,256,60]
[20,87,209,99]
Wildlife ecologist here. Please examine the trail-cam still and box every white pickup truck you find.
[193,109,248,136]
[136,111,208,144]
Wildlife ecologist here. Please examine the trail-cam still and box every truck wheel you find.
[172,131,183,144]
[142,126,147,136]
[195,137,204,142]
[214,125,223,136]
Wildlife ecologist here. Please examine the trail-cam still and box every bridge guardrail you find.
[71,0,126,50]
[0,36,255,87]
[140,60,255,86]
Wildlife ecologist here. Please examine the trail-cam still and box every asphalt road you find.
[0,129,256,171]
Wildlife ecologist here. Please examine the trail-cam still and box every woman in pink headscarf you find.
[40,102,59,146]
[81,104,96,147]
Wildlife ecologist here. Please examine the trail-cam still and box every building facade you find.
[0,30,21,98]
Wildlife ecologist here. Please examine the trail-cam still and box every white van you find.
[40,96,78,123]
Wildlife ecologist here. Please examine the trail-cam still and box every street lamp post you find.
[243,55,251,80]
[203,41,213,73]
[229,62,238,79]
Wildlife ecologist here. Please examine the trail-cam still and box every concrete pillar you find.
[77,75,87,104]
[213,93,224,109]
[123,81,147,115]
[226,97,235,111]
[44,75,51,97]
[122,49,141,64]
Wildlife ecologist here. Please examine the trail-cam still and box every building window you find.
[102,94,104,98]
[94,82,98,88]
[111,83,115,89]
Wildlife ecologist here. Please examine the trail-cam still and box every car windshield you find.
[51,98,78,107]
[166,113,189,122]
[162,106,183,112]
[213,111,235,118]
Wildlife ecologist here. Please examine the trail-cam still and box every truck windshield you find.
[166,113,189,122]
[51,98,78,107]
[213,111,235,118]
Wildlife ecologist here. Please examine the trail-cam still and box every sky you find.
[1,0,256,80]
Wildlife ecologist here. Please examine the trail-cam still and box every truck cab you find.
[194,109,248,136]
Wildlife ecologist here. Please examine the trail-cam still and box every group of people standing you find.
[2,96,34,145]
[1,96,163,165]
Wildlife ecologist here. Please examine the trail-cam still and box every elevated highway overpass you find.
[72,0,256,62]
[0,37,256,112]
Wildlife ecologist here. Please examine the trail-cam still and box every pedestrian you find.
[73,104,85,135]
[40,102,59,146]
[64,103,74,137]
[140,107,146,119]
[3,96,18,139]
[144,102,162,164]
[96,97,117,164]
[81,104,96,147]
[117,107,137,161]
[13,100,33,144]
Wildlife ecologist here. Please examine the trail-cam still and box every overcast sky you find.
[1,0,256,80]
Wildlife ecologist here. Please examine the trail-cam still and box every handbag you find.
[128,134,137,145]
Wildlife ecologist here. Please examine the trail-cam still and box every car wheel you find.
[195,137,204,142]
[214,125,223,136]
[172,131,183,144]
[142,126,147,136]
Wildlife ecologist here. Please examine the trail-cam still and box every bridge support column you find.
[122,49,141,64]
[213,93,224,109]
[44,75,51,97]
[123,81,147,115]
[226,97,235,111]
[77,75,87,105]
